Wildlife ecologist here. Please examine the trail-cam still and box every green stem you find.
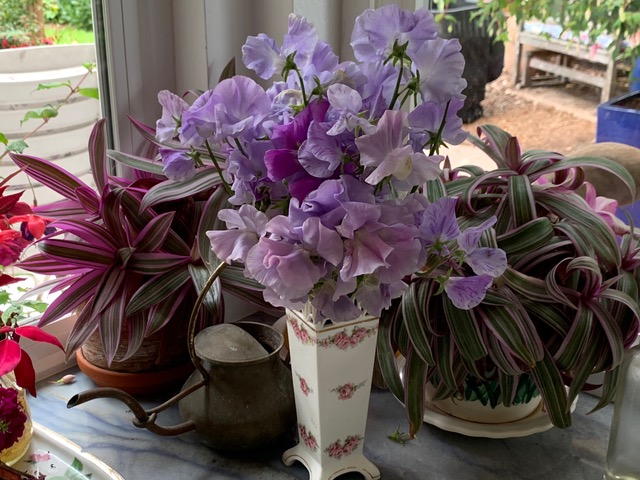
[188,261,228,382]
[388,63,405,110]
[205,140,233,196]
[295,68,309,106]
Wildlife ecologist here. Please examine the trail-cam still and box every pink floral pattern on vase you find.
[289,318,315,345]
[331,381,366,400]
[318,326,378,350]
[324,435,362,459]
[298,424,318,452]
[296,373,313,397]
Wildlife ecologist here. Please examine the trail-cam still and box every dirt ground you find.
[463,71,604,155]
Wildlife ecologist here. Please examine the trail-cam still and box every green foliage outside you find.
[44,0,93,31]
[0,0,92,48]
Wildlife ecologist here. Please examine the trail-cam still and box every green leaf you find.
[477,303,543,366]
[107,150,165,175]
[20,106,58,126]
[537,191,621,270]
[140,167,221,211]
[126,267,191,316]
[0,132,7,145]
[402,282,435,366]
[442,296,487,361]
[377,305,404,403]
[189,264,223,320]
[403,347,427,437]
[591,366,619,412]
[554,304,593,371]
[496,217,554,255]
[508,175,536,227]
[78,87,99,99]
[6,140,29,153]
[83,62,96,72]
[36,80,72,91]
[530,348,571,428]
[218,57,236,82]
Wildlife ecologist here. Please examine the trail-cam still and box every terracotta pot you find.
[76,348,194,396]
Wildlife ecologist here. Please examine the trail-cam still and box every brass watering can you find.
[66,263,296,452]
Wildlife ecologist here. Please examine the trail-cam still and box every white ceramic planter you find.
[283,307,380,480]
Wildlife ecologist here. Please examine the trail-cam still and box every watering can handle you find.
[187,261,228,382]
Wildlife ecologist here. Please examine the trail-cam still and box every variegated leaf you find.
[140,167,221,212]
[126,267,191,316]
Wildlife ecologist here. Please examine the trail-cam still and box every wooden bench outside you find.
[513,26,619,103]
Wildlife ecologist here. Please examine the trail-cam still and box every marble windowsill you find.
[29,369,613,480]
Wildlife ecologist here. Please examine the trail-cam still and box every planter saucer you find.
[423,395,578,439]
[8,422,124,479]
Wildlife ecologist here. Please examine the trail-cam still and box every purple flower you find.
[245,235,325,305]
[156,90,189,142]
[0,386,27,451]
[212,77,271,142]
[298,121,344,178]
[419,197,461,246]
[242,33,283,79]
[179,90,218,146]
[158,148,196,181]
[357,61,398,118]
[351,5,437,62]
[242,14,318,81]
[356,110,441,187]
[458,217,507,278]
[207,205,268,264]
[408,97,468,149]
[444,275,494,310]
[354,278,407,317]
[412,38,466,103]
[325,84,371,135]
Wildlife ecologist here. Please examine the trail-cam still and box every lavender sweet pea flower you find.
[351,5,437,62]
[298,121,344,178]
[444,275,494,310]
[179,90,219,146]
[356,110,439,186]
[326,84,371,135]
[354,278,407,318]
[242,14,318,81]
[419,197,460,246]
[212,77,271,142]
[412,38,466,103]
[245,236,325,303]
[458,217,507,278]
[156,90,189,142]
[158,148,196,181]
[357,61,398,118]
[408,97,468,150]
[207,205,268,264]
[242,33,283,79]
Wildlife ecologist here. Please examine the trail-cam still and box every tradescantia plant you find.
[8,114,273,366]
[377,124,640,436]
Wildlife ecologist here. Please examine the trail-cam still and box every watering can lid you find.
[195,324,268,363]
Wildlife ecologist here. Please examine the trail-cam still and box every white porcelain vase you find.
[283,305,381,480]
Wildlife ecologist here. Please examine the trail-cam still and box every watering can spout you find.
[67,384,203,437]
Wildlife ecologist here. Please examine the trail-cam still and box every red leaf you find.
[0,191,24,215]
[14,351,36,396]
[14,326,64,351]
[0,339,22,377]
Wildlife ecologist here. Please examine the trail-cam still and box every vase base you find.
[282,444,380,480]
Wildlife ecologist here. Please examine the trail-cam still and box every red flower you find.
[0,230,28,267]
[0,386,27,451]
[338,383,355,400]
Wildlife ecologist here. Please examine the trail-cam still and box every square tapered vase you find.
[283,308,381,480]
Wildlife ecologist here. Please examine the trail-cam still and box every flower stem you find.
[388,63,405,110]
[205,140,233,196]
[295,68,309,106]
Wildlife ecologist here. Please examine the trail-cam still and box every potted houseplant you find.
[376,124,640,437]
[9,116,275,395]
[0,169,64,465]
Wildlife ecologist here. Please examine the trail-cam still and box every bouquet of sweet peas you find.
[155,4,507,322]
